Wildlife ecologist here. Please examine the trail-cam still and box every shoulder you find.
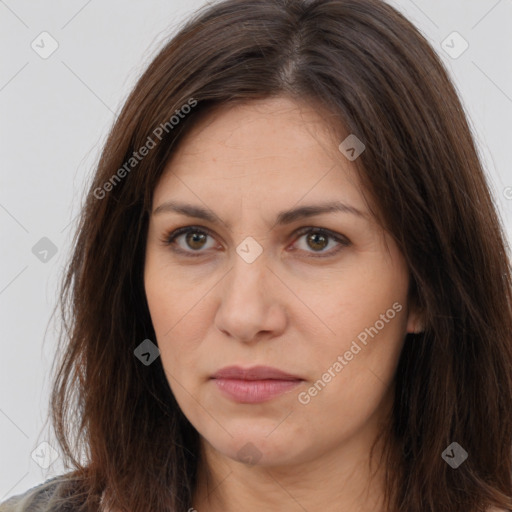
[0,474,74,512]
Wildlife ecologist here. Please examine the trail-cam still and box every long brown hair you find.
[46,0,512,510]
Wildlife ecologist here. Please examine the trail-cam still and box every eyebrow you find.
[152,200,366,229]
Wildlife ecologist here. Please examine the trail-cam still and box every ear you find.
[405,276,425,334]
[406,307,425,334]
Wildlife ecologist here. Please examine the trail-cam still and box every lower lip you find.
[212,378,302,403]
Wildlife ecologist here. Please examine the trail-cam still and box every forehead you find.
[170,96,343,161]
[154,96,368,211]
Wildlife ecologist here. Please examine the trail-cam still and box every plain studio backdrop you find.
[0,0,511,499]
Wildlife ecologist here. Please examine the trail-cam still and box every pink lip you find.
[211,366,304,403]
[212,365,302,381]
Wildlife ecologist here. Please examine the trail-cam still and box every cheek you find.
[299,259,409,350]
[144,263,214,387]
[296,253,409,407]
[145,253,207,340]
[145,275,212,430]
[294,306,406,441]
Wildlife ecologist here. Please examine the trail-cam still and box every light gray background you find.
[1,0,511,499]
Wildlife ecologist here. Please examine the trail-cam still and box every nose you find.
[213,255,287,344]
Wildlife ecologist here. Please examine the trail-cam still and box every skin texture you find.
[144,96,423,512]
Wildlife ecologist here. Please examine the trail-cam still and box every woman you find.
[1,0,511,511]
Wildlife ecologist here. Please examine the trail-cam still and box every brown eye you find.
[162,226,350,259]
[292,227,351,258]
[306,232,329,251]
[163,227,217,256]
[185,231,208,250]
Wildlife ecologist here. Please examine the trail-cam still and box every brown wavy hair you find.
[45,0,512,511]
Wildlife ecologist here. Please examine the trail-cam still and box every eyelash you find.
[160,225,351,258]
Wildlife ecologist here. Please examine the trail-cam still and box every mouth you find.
[210,365,304,403]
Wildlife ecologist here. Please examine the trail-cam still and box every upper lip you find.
[211,365,303,381]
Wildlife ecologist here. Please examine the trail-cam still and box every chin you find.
[205,427,309,468]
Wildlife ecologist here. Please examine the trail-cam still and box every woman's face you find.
[144,96,421,468]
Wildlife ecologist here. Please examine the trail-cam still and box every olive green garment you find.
[0,475,71,512]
